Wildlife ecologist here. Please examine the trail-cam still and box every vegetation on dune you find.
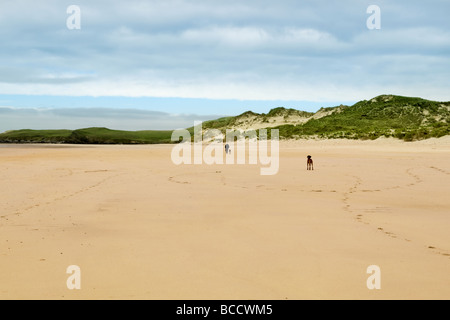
[0,127,174,144]
[66,127,174,144]
[266,107,314,118]
[186,116,235,135]
[0,129,73,143]
[273,95,450,141]
[200,95,450,142]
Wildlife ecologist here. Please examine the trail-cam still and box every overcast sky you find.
[0,0,449,131]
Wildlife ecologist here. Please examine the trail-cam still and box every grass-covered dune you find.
[0,127,174,144]
[201,95,450,141]
[274,95,450,141]
[0,129,73,143]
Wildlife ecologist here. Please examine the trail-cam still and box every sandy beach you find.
[0,138,449,300]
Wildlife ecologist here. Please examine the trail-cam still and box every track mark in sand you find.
[216,171,227,186]
[354,214,370,225]
[382,230,397,239]
[405,168,422,187]
[374,225,450,258]
[168,171,254,190]
[372,167,423,192]
[342,175,362,213]
[0,173,121,220]
[168,176,191,185]
[375,227,412,241]
[56,168,74,178]
[429,166,450,176]
[168,170,227,185]
[85,169,109,173]
[364,206,390,213]
[55,174,120,201]
[342,177,410,242]
[427,245,450,258]
[345,168,424,228]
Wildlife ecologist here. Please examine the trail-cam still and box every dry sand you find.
[0,137,449,300]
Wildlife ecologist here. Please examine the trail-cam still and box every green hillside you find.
[67,127,174,144]
[0,127,174,144]
[0,129,73,143]
[275,95,450,141]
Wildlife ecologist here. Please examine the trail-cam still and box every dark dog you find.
[307,155,314,170]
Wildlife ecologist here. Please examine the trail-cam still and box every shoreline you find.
[1,135,450,150]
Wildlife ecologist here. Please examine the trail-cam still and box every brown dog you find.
[307,155,314,170]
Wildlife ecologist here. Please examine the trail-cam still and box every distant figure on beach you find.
[225,143,230,154]
[307,155,314,170]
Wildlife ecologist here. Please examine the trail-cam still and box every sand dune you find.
[0,138,449,299]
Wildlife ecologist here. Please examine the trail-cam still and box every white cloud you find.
[182,26,269,46]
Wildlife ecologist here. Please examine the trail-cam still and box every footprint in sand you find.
[168,176,191,185]
[426,246,450,258]
[429,166,450,175]
[405,168,422,186]
[384,231,397,238]
[364,206,390,213]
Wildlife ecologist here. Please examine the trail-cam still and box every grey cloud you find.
[0,107,223,132]
[50,107,168,119]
